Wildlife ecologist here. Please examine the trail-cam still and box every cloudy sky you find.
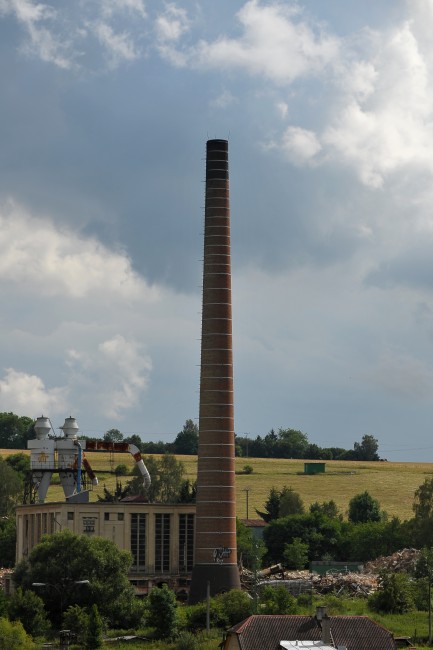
[1,0,433,460]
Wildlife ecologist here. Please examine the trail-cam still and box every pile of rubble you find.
[0,568,13,590]
[311,571,377,596]
[363,548,420,575]
[240,566,378,596]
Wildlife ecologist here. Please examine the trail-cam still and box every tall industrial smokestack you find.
[189,139,241,603]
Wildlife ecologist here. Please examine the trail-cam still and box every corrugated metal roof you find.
[225,615,397,650]
[280,642,334,649]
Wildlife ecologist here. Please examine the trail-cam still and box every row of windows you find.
[67,512,125,521]
[130,513,194,574]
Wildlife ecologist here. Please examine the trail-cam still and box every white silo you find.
[27,416,55,503]
[57,416,80,498]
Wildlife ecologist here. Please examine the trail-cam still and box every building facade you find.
[16,501,196,597]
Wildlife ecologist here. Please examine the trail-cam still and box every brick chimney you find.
[188,139,241,603]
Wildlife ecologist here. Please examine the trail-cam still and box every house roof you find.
[225,615,397,650]
[240,519,268,528]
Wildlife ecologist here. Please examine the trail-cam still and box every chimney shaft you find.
[188,139,241,603]
[321,615,332,646]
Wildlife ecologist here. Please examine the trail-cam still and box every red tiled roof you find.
[240,519,268,527]
[225,615,397,650]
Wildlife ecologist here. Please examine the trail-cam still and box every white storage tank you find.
[57,416,80,498]
[28,416,55,503]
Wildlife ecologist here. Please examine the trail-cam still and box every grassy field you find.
[2,449,432,520]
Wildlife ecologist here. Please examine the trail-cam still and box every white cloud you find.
[155,3,189,42]
[321,19,433,187]
[99,0,147,19]
[210,89,236,109]
[0,368,68,416]
[93,21,140,66]
[67,335,152,419]
[276,101,288,118]
[0,201,156,301]
[188,0,339,83]
[1,0,73,68]
[278,126,321,165]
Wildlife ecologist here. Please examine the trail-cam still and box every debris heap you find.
[363,548,420,575]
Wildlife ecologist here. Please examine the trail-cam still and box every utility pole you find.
[243,487,251,520]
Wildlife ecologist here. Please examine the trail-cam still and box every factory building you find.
[15,501,195,597]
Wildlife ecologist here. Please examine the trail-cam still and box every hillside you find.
[2,450,430,520]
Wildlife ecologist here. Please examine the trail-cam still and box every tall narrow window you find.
[130,513,146,571]
[179,514,194,573]
[155,514,170,573]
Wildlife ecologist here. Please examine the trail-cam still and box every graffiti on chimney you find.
[213,547,232,563]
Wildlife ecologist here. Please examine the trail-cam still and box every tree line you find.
[0,412,382,462]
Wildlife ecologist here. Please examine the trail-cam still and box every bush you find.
[216,589,253,626]
[147,585,177,639]
[0,617,36,650]
[348,491,381,523]
[114,464,129,476]
[242,465,253,475]
[86,604,103,649]
[259,585,297,615]
[175,631,202,650]
[185,600,228,631]
[8,587,50,638]
[297,593,313,608]
[368,571,414,614]
[63,605,89,646]
[283,537,309,570]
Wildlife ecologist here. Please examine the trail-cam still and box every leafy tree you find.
[63,605,89,647]
[0,457,22,516]
[216,589,253,626]
[277,428,309,459]
[256,487,280,523]
[124,434,142,449]
[178,479,197,504]
[8,587,50,637]
[344,518,408,562]
[283,537,309,570]
[413,477,433,545]
[0,516,17,567]
[354,434,380,461]
[260,585,297,614]
[309,500,340,519]
[0,413,34,449]
[264,512,343,565]
[0,617,36,650]
[128,453,186,503]
[13,530,143,628]
[172,420,199,455]
[103,428,123,443]
[97,480,130,502]
[0,591,8,618]
[86,604,103,649]
[256,486,304,521]
[5,453,30,479]
[368,571,414,614]
[279,487,304,517]
[147,585,177,639]
[237,519,265,571]
[348,491,381,523]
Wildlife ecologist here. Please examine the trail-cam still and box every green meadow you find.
[2,449,432,520]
